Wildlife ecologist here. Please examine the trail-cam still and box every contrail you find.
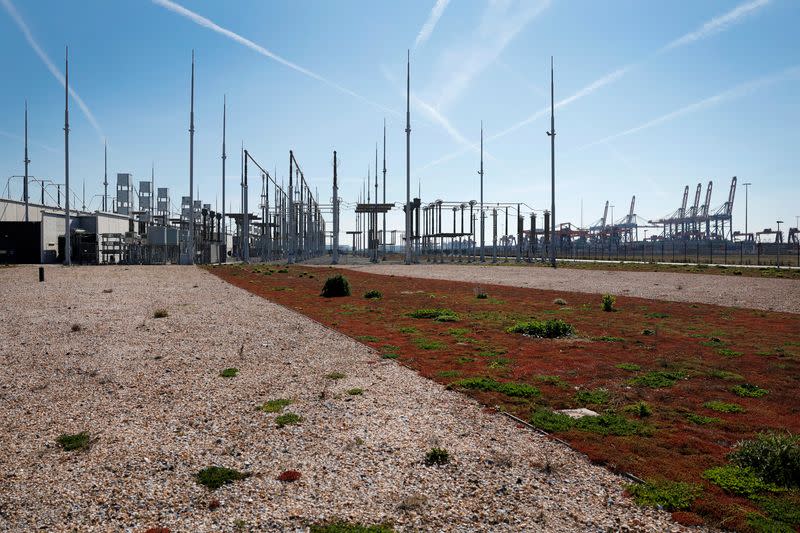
[1,0,105,141]
[414,0,450,49]
[153,0,397,115]
[661,0,770,52]
[0,129,60,154]
[578,65,800,151]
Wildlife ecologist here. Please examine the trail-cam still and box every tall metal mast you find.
[332,150,339,264]
[374,143,378,262]
[546,56,556,268]
[64,46,71,266]
[187,50,196,264]
[479,121,484,262]
[151,162,155,218]
[221,95,227,260]
[404,50,412,264]
[23,100,30,222]
[382,118,387,259]
[103,140,108,212]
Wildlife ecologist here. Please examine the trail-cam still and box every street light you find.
[742,182,752,236]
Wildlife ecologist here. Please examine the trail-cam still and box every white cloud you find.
[415,0,450,49]
[1,0,104,141]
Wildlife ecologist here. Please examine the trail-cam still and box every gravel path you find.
[0,265,700,532]
[340,263,800,314]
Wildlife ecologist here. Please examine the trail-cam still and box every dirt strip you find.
[0,265,698,532]
[339,263,800,314]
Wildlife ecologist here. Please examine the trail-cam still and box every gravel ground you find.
[340,263,800,314]
[0,265,702,532]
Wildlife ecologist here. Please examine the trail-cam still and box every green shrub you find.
[381,353,399,360]
[412,337,445,350]
[260,399,292,413]
[717,348,742,357]
[623,401,653,418]
[347,388,363,396]
[153,308,168,319]
[277,268,289,273]
[310,522,394,533]
[746,513,796,533]
[616,363,641,371]
[535,375,568,387]
[702,465,778,496]
[363,290,382,299]
[425,447,449,465]
[708,369,744,381]
[57,432,90,451]
[196,466,250,490]
[506,319,574,338]
[574,388,610,406]
[321,274,351,297]
[601,294,615,312]
[594,336,625,342]
[574,412,651,436]
[275,412,302,428]
[325,372,346,380]
[686,413,720,425]
[530,409,573,432]
[452,377,539,398]
[628,370,686,388]
[397,326,417,334]
[704,400,745,413]
[729,432,800,488]
[436,370,461,379]
[476,291,488,299]
[731,383,769,398]
[753,493,800,527]
[220,367,239,378]
[407,308,459,322]
[626,480,702,511]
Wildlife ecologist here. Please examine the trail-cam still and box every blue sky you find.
[1,0,798,237]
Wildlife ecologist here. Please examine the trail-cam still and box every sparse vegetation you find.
[704,400,745,413]
[321,274,351,297]
[452,377,539,398]
[601,294,615,312]
[629,370,686,388]
[616,362,641,371]
[703,465,777,496]
[574,388,610,406]
[626,479,702,511]
[260,398,292,413]
[623,401,653,418]
[220,367,239,378]
[686,413,720,425]
[347,388,363,396]
[412,337,446,350]
[530,409,573,432]
[275,412,302,428]
[325,372,346,380]
[718,348,743,357]
[506,318,574,338]
[573,412,652,436]
[70,323,81,332]
[645,312,670,319]
[363,290,382,299]
[731,383,769,398]
[425,447,449,466]
[57,432,90,451]
[153,308,168,318]
[309,522,394,533]
[407,308,459,322]
[195,466,250,490]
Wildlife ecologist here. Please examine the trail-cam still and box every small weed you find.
[381,353,399,360]
[645,312,670,319]
[708,369,744,381]
[717,348,743,357]
[355,335,380,343]
[686,413,721,425]
[477,347,507,358]
[746,513,795,533]
[642,329,656,336]
[452,376,539,398]
[398,326,417,334]
[595,336,625,342]
[277,268,289,273]
[626,480,702,511]
[436,370,461,379]
[623,401,653,418]
[507,319,574,338]
[412,337,445,350]
[530,409,573,432]
[220,367,239,378]
[487,358,511,369]
[474,287,488,299]
[447,328,470,337]
[310,522,394,533]
[425,447,449,465]
[616,363,641,371]
[535,375,567,387]
[574,412,651,436]
[276,412,302,428]
[321,275,351,297]
[553,298,567,305]
[195,466,250,490]
[347,388,363,396]
[407,308,459,322]
[57,432,90,451]
[731,383,769,398]
[325,372,346,380]
[701,337,726,348]
[153,308,168,319]
[629,370,686,388]
[601,294,616,312]
[363,290,382,299]
[704,400,745,413]
[574,388,610,406]
[703,465,778,496]
[260,399,292,413]
[70,323,81,332]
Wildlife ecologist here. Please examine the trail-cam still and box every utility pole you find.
[288,150,295,264]
[187,50,196,265]
[222,95,227,261]
[546,56,556,268]
[382,119,387,259]
[479,121,484,262]
[332,150,339,264]
[374,143,379,263]
[64,46,71,266]
[243,150,249,262]
[24,101,30,222]
[404,50,412,264]
[103,140,107,212]
[742,182,752,237]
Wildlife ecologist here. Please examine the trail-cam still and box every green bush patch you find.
[363,290,382,299]
[753,493,800,527]
[708,369,744,381]
[530,409,574,432]
[321,275,351,297]
[616,363,641,371]
[397,326,417,334]
[629,370,686,388]
[412,337,446,350]
[507,319,574,338]
[731,383,769,398]
[325,372,346,380]
[260,399,292,413]
[626,480,702,511]
[704,400,745,413]
[436,370,461,379]
[686,413,720,425]
[729,432,800,488]
[196,466,250,490]
[574,412,652,436]
[310,522,394,533]
[452,377,540,398]
[347,388,363,396]
[702,465,778,496]
[220,367,239,378]
[381,353,399,360]
[717,348,743,357]
[57,432,90,451]
[601,294,616,312]
[276,412,302,428]
[623,401,653,418]
[407,308,459,322]
[746,513,796,533]
[574,388,610,406]
[425,447,449,466]
[645,312,670,319]
[594,336,625,342]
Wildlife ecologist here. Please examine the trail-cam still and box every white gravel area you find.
[340,263,800,314]
[0,265,702,532]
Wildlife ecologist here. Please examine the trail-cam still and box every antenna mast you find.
[221,95,227,261]
[546,56,556,268]
[24,100,30,222]
[404,50,412,264]
[64,46,71,266]
[187,50,196,264]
